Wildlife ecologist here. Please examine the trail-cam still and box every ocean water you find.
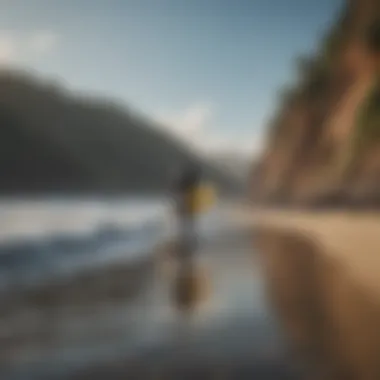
[0,197,227,290]
[0,198,298,379]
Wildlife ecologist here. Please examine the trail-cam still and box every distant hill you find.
[0,70,236,195]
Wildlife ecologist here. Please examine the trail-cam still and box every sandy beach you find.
[231,205,380,299]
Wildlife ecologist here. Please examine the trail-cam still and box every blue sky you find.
[0,0,343,157]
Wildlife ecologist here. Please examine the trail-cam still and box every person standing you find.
[171,162,202,264]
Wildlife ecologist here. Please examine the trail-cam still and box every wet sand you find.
[255,228,380,380]
[8,202,380,379]
[232,206,380,298]
[71,229,298,379]
[0,226,300,379]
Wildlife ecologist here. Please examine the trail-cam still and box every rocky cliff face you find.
[254,0,380,207]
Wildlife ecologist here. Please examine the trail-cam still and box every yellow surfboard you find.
[188,182,217,215]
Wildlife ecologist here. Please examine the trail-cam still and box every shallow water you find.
[0,212,298,379]
[0,198,240,293]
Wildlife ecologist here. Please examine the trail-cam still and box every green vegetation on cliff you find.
[355,75,380,152]
[255,1,380,206]
[353,18,380,152]
[366,18,380,53]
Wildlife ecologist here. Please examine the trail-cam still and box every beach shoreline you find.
[232,205,380,298]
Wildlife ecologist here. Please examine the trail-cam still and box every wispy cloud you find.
[155,102,262,159]
[0,30,58,65]
[0,32,17,63]
[155,102,214,141]
[27,31,58,55]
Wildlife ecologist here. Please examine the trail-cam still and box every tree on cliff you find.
[254,2,380,206]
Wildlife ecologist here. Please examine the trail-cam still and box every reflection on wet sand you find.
[172,263,211,315]
[255,228,380,380]
[157,241,211,316]
[69,232,296,380]
[1,227,299,379]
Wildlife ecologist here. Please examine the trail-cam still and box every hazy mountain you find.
[0,69,237,195]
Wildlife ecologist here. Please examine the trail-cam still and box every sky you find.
[0,0,344,159]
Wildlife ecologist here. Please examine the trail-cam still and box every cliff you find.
[253,0,380,207]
